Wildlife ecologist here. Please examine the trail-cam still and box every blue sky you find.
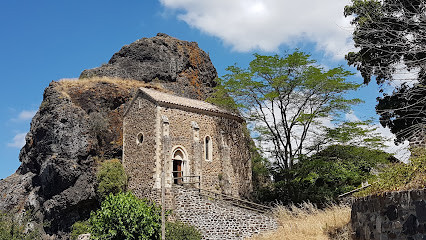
[0,0,408,179]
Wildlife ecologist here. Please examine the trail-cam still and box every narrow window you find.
[137,132,144,144]
[205,136,212,161]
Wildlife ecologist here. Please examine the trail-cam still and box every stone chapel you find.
[122,87,253,206]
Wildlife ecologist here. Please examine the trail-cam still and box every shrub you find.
[70,220,91,240]
[96,159,127,199]
[165,221,202,240]
[356,147,426,197]
[89,192,161,240]
[0,211,40,240]
[261,145,396,206]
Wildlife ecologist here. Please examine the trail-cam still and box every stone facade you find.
[351,189,426,240]
[121,87,275,239]
[123,87,252,205]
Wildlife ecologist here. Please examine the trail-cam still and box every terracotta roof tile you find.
[139,87,241,120]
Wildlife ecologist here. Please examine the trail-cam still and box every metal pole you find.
[161,171,165,240]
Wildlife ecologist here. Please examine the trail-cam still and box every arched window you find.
[205,136,212,161]
[172,148,186,184]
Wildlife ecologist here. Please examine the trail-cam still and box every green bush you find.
[356,147,426,197]
[96,159,127,199]
[89,192,161,240]
[260,145,396,206]
[165,221,202,240]
[0,212,40,240]
[70,220,91,240]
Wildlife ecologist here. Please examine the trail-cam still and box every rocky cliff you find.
[0,33,218,238]
[80,33,217,100]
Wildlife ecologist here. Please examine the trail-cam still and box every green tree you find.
[344,0,426,85]
[375,83,426,144]
[324,120,389,149]
[262,145,397,206]
[209,51,361,170]
[89,192,161,240]
[96,159,127,199]
[345,0,426,143]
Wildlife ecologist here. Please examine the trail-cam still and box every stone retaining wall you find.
[351,188,425,240]
[172,186,277,240]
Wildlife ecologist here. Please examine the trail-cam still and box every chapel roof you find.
[137,87,243,121]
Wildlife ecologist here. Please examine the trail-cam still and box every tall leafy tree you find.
[345,0,426,143]
[209,51,361,170]
[324,120,389,149]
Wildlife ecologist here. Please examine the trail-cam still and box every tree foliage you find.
[345,0,426,143]
[96,159,127,199]
[355,147,426,197]
[258,145,396,206]
[209,51,361,170]
[324,120,388,149]
[89,192,161,240]
[376,82,426,143]
[345,0,426,85]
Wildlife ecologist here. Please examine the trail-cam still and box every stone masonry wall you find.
[161,106,252,198]
[172,185,277,240]
[351,189,426,240]
[123,95,159,197]
[124,91,252,208]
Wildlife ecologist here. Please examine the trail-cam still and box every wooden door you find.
[173,160,182,184]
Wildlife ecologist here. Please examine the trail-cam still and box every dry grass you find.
[55,77,168,98]
[248,203,352,240]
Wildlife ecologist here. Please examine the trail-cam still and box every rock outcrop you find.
[80,33,217,100]
[0,33,218,238]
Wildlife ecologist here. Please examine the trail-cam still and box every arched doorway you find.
[172,148,186,184]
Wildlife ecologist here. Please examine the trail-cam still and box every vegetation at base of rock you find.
[248,203,351,240]
[208,51,362,171]
[71,195,201,240]
[96,159,128,199]
[254,145,395,206]
[70,220,91,240]
[355,147,426,197]
[165,221,202,240]
[89,192,161,240]
[0,211,40,240]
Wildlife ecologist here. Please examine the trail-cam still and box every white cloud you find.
[345,111,360,122]
[17,110,37,121]
[7,133,27,148]
[160,0,354,59]
[11,110,37,122]
[373,124,411,162]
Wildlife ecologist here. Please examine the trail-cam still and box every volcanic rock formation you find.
[80,33,217,100]
[0,33,218,238]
